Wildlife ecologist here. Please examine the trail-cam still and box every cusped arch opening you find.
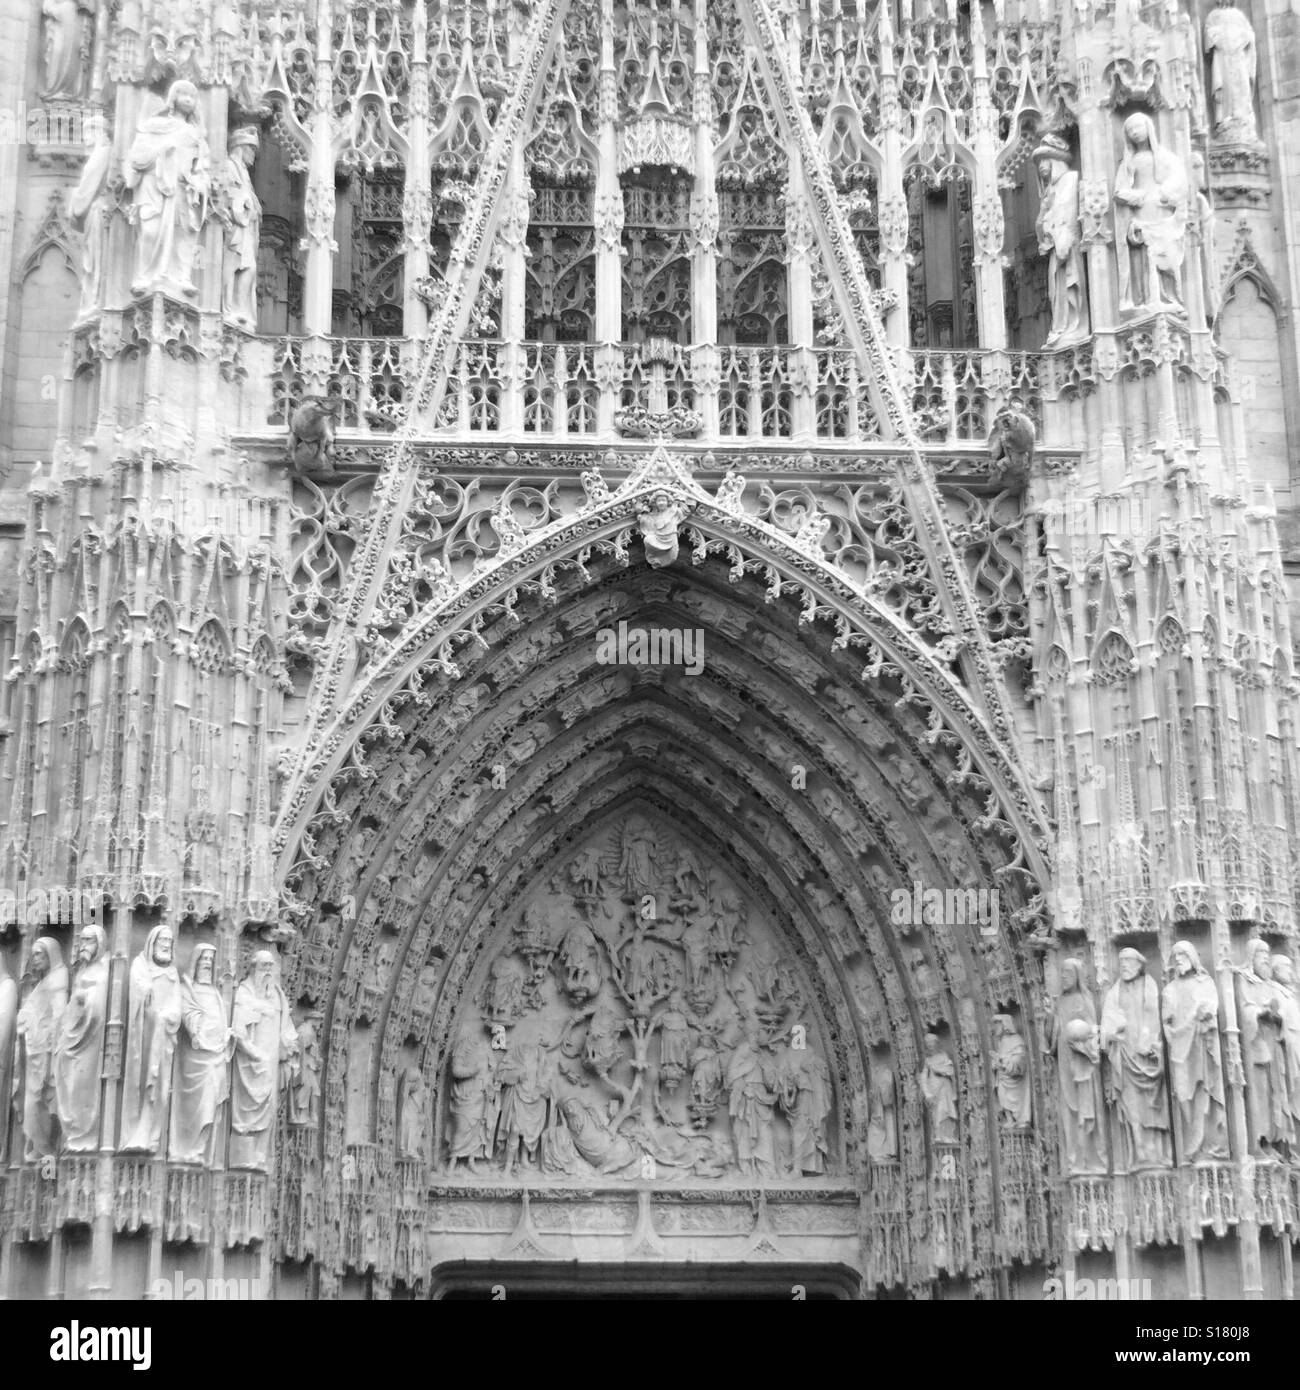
[278,543,1056,1291]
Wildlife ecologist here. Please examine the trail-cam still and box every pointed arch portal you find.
[262,0,1057,1298]
[272,452,1057,1295]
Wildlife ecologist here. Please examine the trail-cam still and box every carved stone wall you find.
[440,811,841,1183]
[0,0,1299,1302]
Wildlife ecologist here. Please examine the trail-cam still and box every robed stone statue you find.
[1160,941,1228,1162]
[54,925,109,1153]
[1049,959,1108,1175]
[1100,948,1172,1170]
[228,950,298,1170]
[169,944,230,1165]
[121,925,184,1153]
[15,937,67,1160]
[124,79,211,299]
[1237,939,1294,1154]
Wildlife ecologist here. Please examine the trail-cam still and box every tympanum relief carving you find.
[442,814,838,1181]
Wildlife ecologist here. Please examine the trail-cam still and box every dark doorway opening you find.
[430,1261,860,1300]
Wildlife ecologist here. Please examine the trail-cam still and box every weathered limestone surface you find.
[0,0,1297,1301]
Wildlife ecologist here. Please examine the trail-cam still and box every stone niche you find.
[438,811,839,1184]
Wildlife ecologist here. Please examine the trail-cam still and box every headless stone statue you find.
[1051,959,1108,1175]
[1204,0,1260,145]
[866,1063,898,1161]
[15,938,67,1161]
[40,0,91,100]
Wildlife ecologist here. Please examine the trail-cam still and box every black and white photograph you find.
[0,0,1293,1342]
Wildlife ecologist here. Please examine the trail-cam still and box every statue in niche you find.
[40,0,91,99]
[15,938,67,1161]
[397,1067,427,1161]
[1101,948,1173,1169]
[219,126,262,330]
[681,914,720,1007]
[656,990,693,1090]
[1033,133,1089,347]
[515,903,555,1002]
[636,491,691,568]
[446,1025,497,1174]
[920,1033,959,1146]
[505,721,547,766]
[689,1028,725,1127]
[413,962,440,1016]
[620,921,674,1014]
[363,937,396,1000]
[711,883,746,959]
[1270,955,1300,1131]
[288,1016,322,1128]
[120,924,184,1153]
[1049,959,1108,1175]
[671,846,706,904]
[727,1020,779,1176]
[1204,0,1259,145]
[497,1032,558,1175]
[568,846,604,899]
[124,79,211,300]
[68,121,115,321]
[1113,112,1188,317]
[908,947,940,997]
[229,950,299,1170]
[0,954,14,1165]
[1161,941,1228,1162]
[555,921,601,1003]
[748,941,799,1035]
[54,924,110,1152]
[888,755,929,807]
[1190,150,1221,324]
[782,1044,831,1175]
[1236,940,1294,1154]
[867,1063,898,1161]
[342,825,377,891]
[618,816,659,903]
[169,945,229,1164]
[808,884,852,956]
[482,953,526,1023]
[915,110,952,185]
[991,1014,1032,1129]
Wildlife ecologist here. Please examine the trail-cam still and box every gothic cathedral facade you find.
[0,0,1296,1300]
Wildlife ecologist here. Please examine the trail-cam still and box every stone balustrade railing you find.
[254,337,1048,450]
